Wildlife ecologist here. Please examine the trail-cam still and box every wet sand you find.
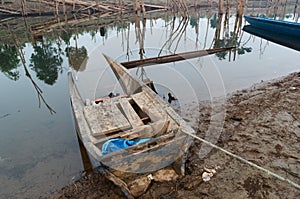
[48,72,300,199]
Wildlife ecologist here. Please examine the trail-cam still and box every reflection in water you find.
[243,25,300,51]
[30,41,63,85]
[159,15,189,56]
[13,34,57,114]
[0,45,21,81]
[212,12,252,60]
[66,46,88,71]
[0,4,299,197]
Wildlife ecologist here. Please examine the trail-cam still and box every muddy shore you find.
[47,72,300,199]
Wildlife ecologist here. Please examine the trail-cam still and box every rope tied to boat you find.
[181,129,300,190]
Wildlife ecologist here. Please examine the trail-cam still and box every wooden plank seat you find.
[83,100,131,137]
[94,119,170,146]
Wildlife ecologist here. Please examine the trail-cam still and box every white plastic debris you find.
[202,172,214,182]
[147,174,153,181]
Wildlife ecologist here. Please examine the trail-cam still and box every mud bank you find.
[47,72,300,199]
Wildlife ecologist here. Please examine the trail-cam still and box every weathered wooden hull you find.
[120,47,235,68]
[244,16,300,37]
[68,55,195,198]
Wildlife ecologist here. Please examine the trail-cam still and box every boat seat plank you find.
[131,91,167,122]
[121,119,169,140]
[94,119,170,145]
[119,98,144,128]
[84,101,131,136]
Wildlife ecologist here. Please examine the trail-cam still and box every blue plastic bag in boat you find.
[102,138,150,155]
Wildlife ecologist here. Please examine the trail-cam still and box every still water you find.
[0,9,299,198]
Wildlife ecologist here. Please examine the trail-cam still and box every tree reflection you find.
[210,13,218,29]
[65,46,88,71]
[212,13,252,60]
[30,41,63,85]
[0,45,21,81]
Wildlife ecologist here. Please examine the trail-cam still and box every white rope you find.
[182,129,300,190]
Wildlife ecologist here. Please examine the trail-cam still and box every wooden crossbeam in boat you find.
[121,47,236,69]
[120,119,170,140]
[131,91,167,122]
[94,119,169,145]
[94,94,127,103]
[118,98,144,128]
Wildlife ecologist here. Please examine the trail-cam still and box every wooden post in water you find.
[294,0,299,20]
[274,0,280,19]
[218,0,224,14]
[21,0,27,16]
[282,0,287,20]
[134,0,140,14]
[73,0,76,12]
[237,0,245,17]
[55,0,59,16]
[63,0,66,16]
[213,13,223,48]
[141,0,146,19]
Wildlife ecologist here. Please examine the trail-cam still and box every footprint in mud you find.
[243,176,269,199]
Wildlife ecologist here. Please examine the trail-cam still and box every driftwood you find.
[52,0,120,11]
[0,7,19,14]
[32,13,112,35]
[121,47,235,68]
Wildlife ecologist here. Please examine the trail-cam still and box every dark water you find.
[0,8,299,198]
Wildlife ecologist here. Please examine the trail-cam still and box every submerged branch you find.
[10,31,56,115]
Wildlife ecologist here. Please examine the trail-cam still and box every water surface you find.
[0,8,299,198]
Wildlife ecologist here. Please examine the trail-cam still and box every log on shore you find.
[121,47,235,69]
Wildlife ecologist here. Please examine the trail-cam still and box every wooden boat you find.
[244,16,300,37]
[68,54,195,198]
[120,47,236,69]
[243,25,300,51]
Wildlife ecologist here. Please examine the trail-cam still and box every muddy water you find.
[0,9,299,198]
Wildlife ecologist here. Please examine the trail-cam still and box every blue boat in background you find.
[244,16,300,37]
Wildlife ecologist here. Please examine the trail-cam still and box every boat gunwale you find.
[244,16,300,27]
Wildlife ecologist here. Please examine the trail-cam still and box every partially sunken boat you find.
[68,54,195,198]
